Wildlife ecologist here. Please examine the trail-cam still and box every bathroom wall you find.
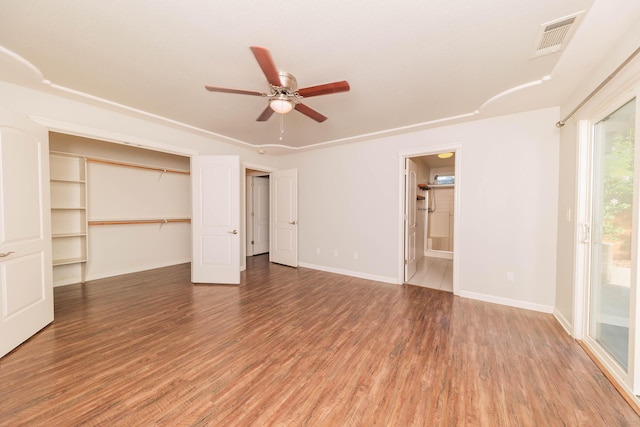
[427,166,455,253]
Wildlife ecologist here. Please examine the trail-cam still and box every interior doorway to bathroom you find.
[404,151,457,292]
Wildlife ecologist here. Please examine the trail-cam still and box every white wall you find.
[277,107,560,311]
[1,79,561,310]
[458,110,558,311]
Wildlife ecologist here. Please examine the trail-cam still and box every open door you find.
[0,126,53,358]
[191,155,240,284]
[404,158,418,281]
[270,169,298,267]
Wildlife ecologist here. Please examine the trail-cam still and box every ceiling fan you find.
[205,46,350,123]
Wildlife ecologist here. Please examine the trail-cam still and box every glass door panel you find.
[589,98,636,372]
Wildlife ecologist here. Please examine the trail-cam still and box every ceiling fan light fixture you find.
[270,97,293,114]
[437,152,454,159]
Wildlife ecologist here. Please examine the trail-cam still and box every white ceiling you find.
[1,0,639,155]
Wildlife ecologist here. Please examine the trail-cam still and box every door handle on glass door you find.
[0,251,15,257]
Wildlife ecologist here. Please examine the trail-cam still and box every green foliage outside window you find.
[603,128,635,243]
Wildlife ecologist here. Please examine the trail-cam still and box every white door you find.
[0,126,53,358]
[191,155,240,284]
[251,176,270,255]
[270,169,298,267]
[405,158,418,281]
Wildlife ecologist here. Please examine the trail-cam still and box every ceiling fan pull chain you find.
[279,113,285,141]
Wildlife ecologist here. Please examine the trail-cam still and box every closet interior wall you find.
[49,132,191,286]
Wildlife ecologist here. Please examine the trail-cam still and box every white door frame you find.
[397,145,462,293]
[246,175,270,256]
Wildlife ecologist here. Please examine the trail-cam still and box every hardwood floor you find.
[1,255,638,426]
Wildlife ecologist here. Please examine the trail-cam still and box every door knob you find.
[228,230,238,234]
[289,220,297,225]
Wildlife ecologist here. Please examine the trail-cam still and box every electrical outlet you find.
[507,272,515,282]
[316,248,321,254]
[333,249,338,257]
[353,252,358,260]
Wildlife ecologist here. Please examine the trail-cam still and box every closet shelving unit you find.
[417,183,427,200]
[49,152,88,283]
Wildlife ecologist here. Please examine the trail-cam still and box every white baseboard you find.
[53,277,83,287]
[457,290,554,313]
[553,309,573,335]
[298,262,399,284]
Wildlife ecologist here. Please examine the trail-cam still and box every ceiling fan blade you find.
[294,103,328,122]
[205,85,264,96]
[256,105,275,122]
[297,80,350,98]
[250,46,282,87]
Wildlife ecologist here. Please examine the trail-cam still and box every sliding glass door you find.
[588,98,636,372]
[586,97,638,388]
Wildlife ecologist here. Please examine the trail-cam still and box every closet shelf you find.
[53,256,88,267]
[87,157,190,175]
[419,183,455,190]
[88,218,191,226]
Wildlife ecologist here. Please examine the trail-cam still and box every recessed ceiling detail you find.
[532,11,584,58]
[2,0,636,154]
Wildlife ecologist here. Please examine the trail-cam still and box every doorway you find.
[243,165,299,269]
[401,149,460,293]
[244,165,274,269]
[246,173,270,257]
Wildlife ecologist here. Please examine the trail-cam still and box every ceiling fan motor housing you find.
[276,72,298,92]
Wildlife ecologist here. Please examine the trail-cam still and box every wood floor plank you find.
[1,255,638,426]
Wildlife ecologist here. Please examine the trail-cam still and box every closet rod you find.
[86,157,190,175]
[89,219,191,226]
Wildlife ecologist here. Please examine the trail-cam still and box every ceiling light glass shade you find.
[270,98,294,114]
[437,152,454,159]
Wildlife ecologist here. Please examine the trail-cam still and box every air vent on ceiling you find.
[531,11,584,58]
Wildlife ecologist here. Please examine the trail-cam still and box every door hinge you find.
[251,240,254,245]
[404,259,408,265]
